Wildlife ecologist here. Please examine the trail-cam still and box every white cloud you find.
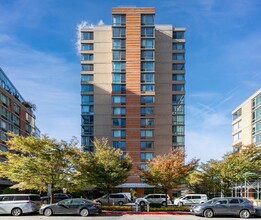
[98,19,104,26]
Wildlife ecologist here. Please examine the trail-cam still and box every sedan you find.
[190,197,255,218]
[39,198,101,217]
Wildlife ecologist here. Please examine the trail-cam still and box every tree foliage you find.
[0,133,80,202]
[74,138,132,198]
[140,149,198,205]
[187,145,261,197]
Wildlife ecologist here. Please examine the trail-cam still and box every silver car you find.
[94,193,128,206]
[136,194,172,206]
[0,194,41,216]
[190,197,255,218]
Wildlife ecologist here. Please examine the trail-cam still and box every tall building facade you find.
[232,89,261,150]
[0,68,40,188]
[80,7,185,195]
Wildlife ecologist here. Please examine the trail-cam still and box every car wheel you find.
[178,202,183,206]
[118,201,124,206]
[44,208,53,216]
[162,201,167,206]
[203,209,214,218]
[11,208,22,216]
[140,201,145,206]
[239,209,250,218]
[80,208,89,217]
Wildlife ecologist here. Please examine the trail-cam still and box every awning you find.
[115,183,154,188]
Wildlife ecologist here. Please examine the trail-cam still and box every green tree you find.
[0,133,80,203]
[140,149,198,206]
[75,138,132,205]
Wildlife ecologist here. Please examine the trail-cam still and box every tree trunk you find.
[164,188,168,207]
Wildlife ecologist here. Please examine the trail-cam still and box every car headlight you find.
[194,206,201,211]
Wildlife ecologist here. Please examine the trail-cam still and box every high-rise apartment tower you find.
[80,7,185,195]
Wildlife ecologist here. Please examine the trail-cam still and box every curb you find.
[102,211,191,215]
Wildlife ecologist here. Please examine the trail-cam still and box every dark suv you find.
[41,193,72,204]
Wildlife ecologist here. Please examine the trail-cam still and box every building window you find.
[172,74,185,81]
[141,14,154,25]
[141,84,154,92]
[113,129,126,138]
[172,84,185,91]
[233,131,242,142]
[141,118,154,126]
[232,108,242,121]
[113,39,126,49]
[81,74,93,82]
[112,73,125,83]
[112,84,126,92]
[14,104,20,115]
[141,95,155,104]
[141,50,154,60]
[1,120,9,131]
[82,105,94,114]
[113,107,126,115]
[256,107,261,121]
[140,152,154,160]
[141,107,154,115]
[81,64,94,71]
[172,136,185,145]
[141,39,154,48]
[140,129,154,137]
[112,95,126,104]
[113,141,126,149]
[1,106,10,120]
[82,136,94,146]
[112,14,126,26]
[172,115,185,124]
[140,141,154,149]
[172,105,185,114]
[256,120,261,133]
[12,114,20,126]
[81,43,93,50]
[172,53,185,60]
[140,163,148,170]
[82,126,94,135]
[112,62,126,72]
[172,64,185,70]
[113,118,126,126]
[173,31,185,39]
[172,95,184,104]
[81,32,93,40]
[173,43,185,50]
[1,94,10,107]
[141,62,154,72]
[173,126,184,135]
[141,73,154,83]
[141,27,154,37]
[113,28,126,38]
[256,94,261,108]
[82,115,94,125]
[81,54,94,61]
[232,120,241,131]
[113,51,126,60]
[81,84,94,92]
[82,95,94,104]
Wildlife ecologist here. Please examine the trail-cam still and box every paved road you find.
[0,214,258,220]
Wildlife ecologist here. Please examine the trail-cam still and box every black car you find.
[41,193,72,204]
[39,198,101,216]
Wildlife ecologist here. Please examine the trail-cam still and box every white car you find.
[174,194,208,206]
[135,194,172,206]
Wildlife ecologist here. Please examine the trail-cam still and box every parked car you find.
[0,194,41,216]
[93,193,128,206]
[135,194,172,206]
[41,193,72,204]
[174,194,208,206]
[190,197,255,218]
[39,198,101,216]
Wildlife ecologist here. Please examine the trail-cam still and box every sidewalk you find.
[102,211,191,216]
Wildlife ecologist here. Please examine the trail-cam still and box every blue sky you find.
[0,0,260,162]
